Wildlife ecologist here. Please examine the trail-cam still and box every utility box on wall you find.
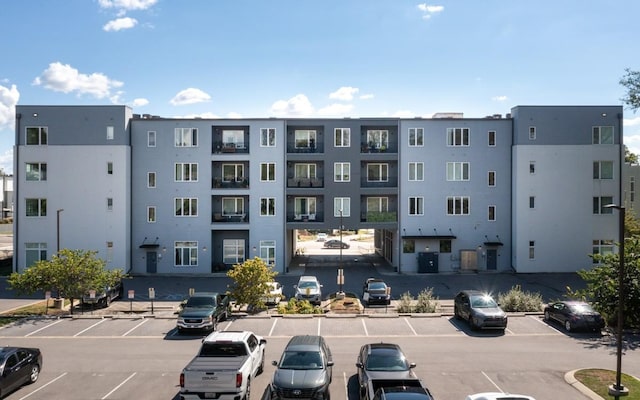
[418,252,439,273]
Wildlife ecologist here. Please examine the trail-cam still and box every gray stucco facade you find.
[13,105,623,275]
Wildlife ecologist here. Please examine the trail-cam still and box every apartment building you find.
[13,105,623,275]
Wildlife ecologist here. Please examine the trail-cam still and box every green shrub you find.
[498,285,543,312]
[277,298,323,314]
[414,288,439,313]
[396,291,414,313]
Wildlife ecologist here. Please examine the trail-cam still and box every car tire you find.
[28,364,40,384]
[244,379,251,400]
[454,305,462,320]
[257,350,265,375]
[564,320,572,332]
[469,316,478,330]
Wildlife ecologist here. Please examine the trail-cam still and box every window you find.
[409,128,424,147]
[529,196,535,209]
[175,241,198,267]
[446,162,469,181]
[592,240,614,263]
[367,197,388,212]
[147,131,156,147]
[488,205,496,221]
[223,239,245,264]
[106,241,113,263]
[446,128,469,146]
[175,163,198,182]
[334,162,350,182]
[529,162,535,174]
[593,161,614,179]
[334,128,350,147]
[260,198,275,216]
[593,126,614,144]
[107,162,113,175]
[260,128,276,147]
[223,130,245,148]
[408,162,424,181]
[260,240,276,266]
[26,126,47,145]
[593,196,614,214]
[631,177,636,202]
[367,130,389,149]
[408,197,424,216]
[294,163,316,180]
[295,130,316,149]
[222,164,244,182]
[334,197,351,217]
[488,131,496,146]
[107,198,113,211]
[106,126,114,140]
[26,198,46,217]
[529,127,536,140]
[222,197,244,216]
[175,198,198,216]
[25,242,47,267]
[175,128,198,147]
[148,172,156,188]
[147,206,156,223]
[294,197,316,218]
[367,163,388,182]
[403,240,415,253]
[439,239,452,253]
[26,162,47,181]
[261,163,276,181]
[528,241,535,259]
[488,171,496,187]
[447,196,470,215]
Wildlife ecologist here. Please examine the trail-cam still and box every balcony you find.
[213,177,249,189]
[287,178,324,188]
[286,211,325,223]
[213,211,249,223]
[361,211,397,223]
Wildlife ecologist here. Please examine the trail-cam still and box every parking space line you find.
[317,318,321,336]
[481,370,504,392]
[529,314,562,333]
[24,319,64,337]
[101,372,136,399]
[18,371,67,399]
[122,319,149,336]
[361,319,369,336]
[342,371,349,400]
[404,317,417,336]
[74,318,107,337]
[268,318,278,337]
[505,327,515,335]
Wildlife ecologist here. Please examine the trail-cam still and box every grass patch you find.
[575,368,640,399]
[0,299,70,327]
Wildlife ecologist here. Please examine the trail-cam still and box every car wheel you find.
[469,316,478,330]
[564,320,572,332]
[454,305,462,320]
[28,364,40,384]
[106,295,112,307]
[544,310,550,321]
[257,350,265,375]
[244,379,251,400]
[325,389,331,400]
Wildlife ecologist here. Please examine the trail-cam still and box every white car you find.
[263,281,283,305]
[465,393,536,400]
[294,275,323,305]
[316,232,328,242]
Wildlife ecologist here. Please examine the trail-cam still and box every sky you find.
[2,0,640,175]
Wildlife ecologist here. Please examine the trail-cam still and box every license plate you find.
[205,393,217,398]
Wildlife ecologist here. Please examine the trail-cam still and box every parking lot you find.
[2,312,638,400]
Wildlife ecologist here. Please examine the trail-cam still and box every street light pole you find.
[339,209,343,292]
[605,204,629,399]
[56,209,64,254]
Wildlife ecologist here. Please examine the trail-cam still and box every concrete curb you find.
[564,370,605,400]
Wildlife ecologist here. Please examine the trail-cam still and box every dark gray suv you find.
[454,290,507,331]
[271,335,333,400]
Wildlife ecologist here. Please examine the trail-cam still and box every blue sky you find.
[2,0,640,174]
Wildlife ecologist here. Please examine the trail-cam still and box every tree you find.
[620,68,640,111]
[624,207,640,237]
[8,249,125,314]
[625,145,639,164]
[569,237,640,329]
[226,257,277,312]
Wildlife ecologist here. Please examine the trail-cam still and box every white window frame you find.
[593,161,614,179]
[147,206,156,223]
[260,128,276,147]
[409,128,424,147]
[334,197,351,217]
[148,172,156,188]
[107,197,113,211]
[408,197,424,216]
[295,130,316,149]
[592,239,614,263]
[593,196,614,214]
[107,162,113,175]
[529,127,536,140]
[223,239,245,264]
[106,241,113,263]
[447,196,470,215]
[147,131,156,147]
[295,163,317,179]
[26,198,46,217]
[294,197,316,218]
[175,163,198,182]
[488,171,496,187]
[366,130,389,149]
[222,164,244,182]
[222,197,245,216]
[446,162,470,181]
[529,196,535,209]
[260,240,276,266]
[222,129,245,148]
[260,197,276,216]
[260,163,276,182]
[592,126,614,144]
[25,242,47,267]
[488,130,496,146]
[106,126,114,140]
[334,162,350,182]
[175,128,198,147]
[334,128,351,147]
[367,163,389,182]
[175,241,198,267]
[26,162,47,181]
[446,128,469,146]
[175,197,198,217]
[529,241,535,259]
[488,205,496,221]
[408,162,424,181]
[26,126,48,145]
[529,162,536,174]
[367,197,388,212]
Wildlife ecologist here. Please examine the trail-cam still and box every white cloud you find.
[170,88,211,106]
[392,110,416,118]
[174,112,221,119]
[98,0,157,11]
[0,84,20,129]
[318,103,354,116]
[103,17,138,32]
[0,149,13,175]
[32,62,123,99]
[360,94,374,100]
[492,95,508,102]
[227,112,243,119]
[417,3,444,19]
[270,94,315,117]
[624,116,640,127]
[131,98,149,107]
[329,87,359,101]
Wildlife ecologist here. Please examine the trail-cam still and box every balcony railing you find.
[213,177,249,189]
[287,178,323,188]
[212,212,249,223]
[361,211,397,222]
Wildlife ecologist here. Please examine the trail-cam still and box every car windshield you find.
[186,297,216,307]
[470,295,498,308]
[368,282,387,290]
[298,281,318,289]
[569,303,596,313]
[279,351,323,369]
[366,352,409,371]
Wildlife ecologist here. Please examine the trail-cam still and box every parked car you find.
[454,290,508,331]
[82,280,123,308]
[176,292,231,333]
[294,276,323,305]
[356,343,417,400]
[362,278,391,306]
[324,240,350,249]
[373,385,434,400]
[263,282,283,306]
[316,233,328,242]
[0,346,42,398]
[271,335,333,400]
[465,393,536,400]
[543,300,605,332]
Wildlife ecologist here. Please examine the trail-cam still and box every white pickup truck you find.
[180,330,266,400]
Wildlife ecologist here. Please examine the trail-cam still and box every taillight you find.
[236,373,243,388]
[180,373,184,387]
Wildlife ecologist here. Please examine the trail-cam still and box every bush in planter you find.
[498,285,543,312]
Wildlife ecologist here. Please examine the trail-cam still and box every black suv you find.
[454,290,507,331]
[271,335,333,400]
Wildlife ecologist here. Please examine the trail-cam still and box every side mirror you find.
[272,361,278,366]
[356,362,363,369]
[409,362,416,368]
